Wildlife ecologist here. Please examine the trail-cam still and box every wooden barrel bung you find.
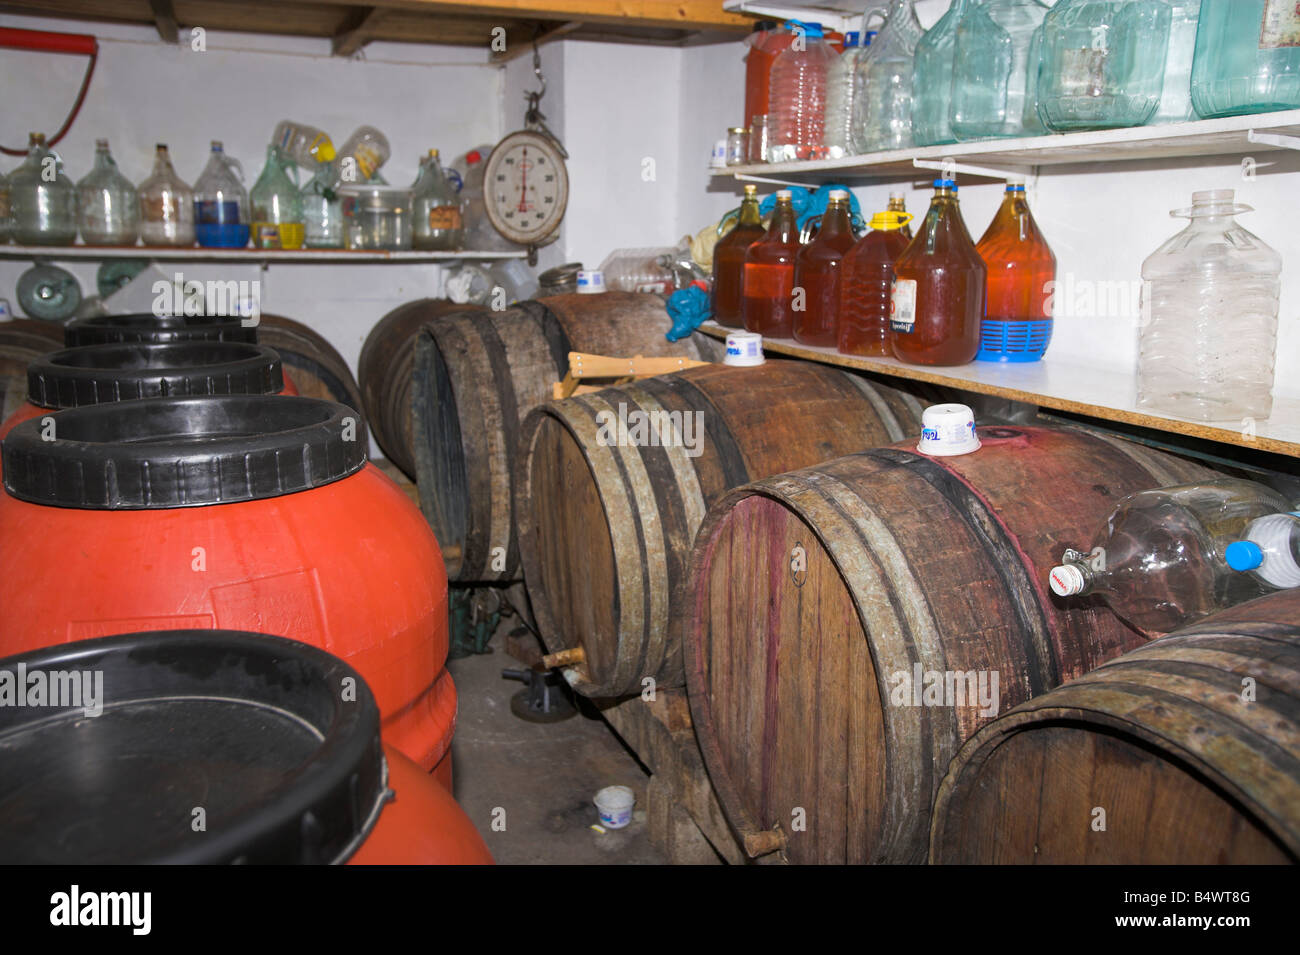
[410,292,717,583]
[929,588,1300,865]
[683,425,1213,864]
[515,359,931,699]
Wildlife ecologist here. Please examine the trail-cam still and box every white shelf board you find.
[0,245,525,263]
[716,110,1300,185]
[698,322,1300,458]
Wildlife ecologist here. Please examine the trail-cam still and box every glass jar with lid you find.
[340,185,413,250]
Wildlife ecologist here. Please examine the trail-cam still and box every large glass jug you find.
[1154,1,1203,123]
[250,145,305,250]
[411,149,463,251]
[76,139,139,246]
[851,0,925,153]
[194,141,250,248]
[1038,0,1174,131]
[912,0,974,146]
[138,144,195,247]
[1191,0,1300,118]
[951,0,1050,140]
[8,133,77,247]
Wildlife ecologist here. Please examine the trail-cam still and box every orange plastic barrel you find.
[0,395,452,774]
[0,341,298,439]
[0,630,491,865]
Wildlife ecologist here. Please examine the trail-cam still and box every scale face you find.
[483,129,568,248]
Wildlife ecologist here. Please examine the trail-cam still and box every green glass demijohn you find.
[951,0,1051,141]
[912,0,975,146]
[1190,0,1300,118]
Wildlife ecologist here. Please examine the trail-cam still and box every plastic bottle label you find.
[891,278,918,333]
[1261,1,1300,49]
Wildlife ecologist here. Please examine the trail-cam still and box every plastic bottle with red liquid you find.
[743,189,801,338]
[767,21,836,162]
[712,184,766,328]
[794,189,856,347]
[976,177,1057,362]
[838,209,913,357]
[891,180,986,366]
[743,21,789,132]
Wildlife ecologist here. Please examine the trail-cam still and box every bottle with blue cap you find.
[1049,478,1292,636]
[767,20,835,162]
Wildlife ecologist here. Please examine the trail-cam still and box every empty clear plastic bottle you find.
[1139,189,1281,422]
[250,145,305,250]
[852,0,924,153]
[138,143,195,247]
[951,0,1050,140]
[1191,0,1300,118]
[768,20,836,161]
[331,125,390,190]
[271,120,337,168]
[1226,512,1300,590]
[912,0,974,146]
[411,149,463,251]
[1050,479,1291,635]
[1037,0,1173,132]
[1154,1,1203,123]
[76,139,139,246]
[9,133,77,246]
[823,28,880,158]
[194,141,249,248]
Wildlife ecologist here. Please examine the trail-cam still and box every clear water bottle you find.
[851,0,924,154]
[823,29,882,159]
[951,0,1050,141]
[193,141,250,248]
[250,145,305,250]
[1138,189,1281,422]
[138,143,195,247]
[767,20,836,162]
[1050,479,1291,636]
[270,120,336,168]
[9,133,77,246]
[1191,0,1300,118]
[1153,1,1203,124]
[912,0,975,147]
[411,149,463,251]
[76,139,139,246]
[1226,512,1300,590]
[1037,0,1173,132]
[330,125,390,189]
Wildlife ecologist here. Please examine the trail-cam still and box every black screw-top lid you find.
[0,629,390,865]
[64,313,258,347]
[2,395,368,509]
[25,342,285,410]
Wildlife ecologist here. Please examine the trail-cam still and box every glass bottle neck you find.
[819,200,852,237]
[738,195,763,227]
[766,199,797,241]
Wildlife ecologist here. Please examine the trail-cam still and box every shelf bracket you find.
[913,158,1034,181]
[1247,129,1300,152]
[733,172,819,189]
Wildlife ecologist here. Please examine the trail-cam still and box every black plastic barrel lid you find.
[2,395,368,509]
[0,629,390,865]
[64,313,258,347]
[25,342,285,410]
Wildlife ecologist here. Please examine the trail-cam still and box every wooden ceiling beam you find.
[332,6,385,55]
[148,0,180,42]
[490,19,581,63]
[308,0,757,34]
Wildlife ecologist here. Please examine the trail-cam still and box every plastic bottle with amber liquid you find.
[711,184,766,328]
[975,178,1056,362]
[794,189,857,347]
[838,209,912,357]
[891,180,986,365]
[742,190,801,338]
[888,191,913,239]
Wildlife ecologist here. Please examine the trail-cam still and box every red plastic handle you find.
[0,26,98,57]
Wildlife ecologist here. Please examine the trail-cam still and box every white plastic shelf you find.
[0,245,525,263]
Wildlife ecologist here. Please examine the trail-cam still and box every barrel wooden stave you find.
[411,293,715,583]
[684,426,1213,864]
[256,313,363,413]
[930,589,1300,864]
[514,359,931,699]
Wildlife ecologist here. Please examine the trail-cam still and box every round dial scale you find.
[483,130,568,248]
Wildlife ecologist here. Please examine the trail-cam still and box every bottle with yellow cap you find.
[271,121,337,169]
[838,208,912,357]
[711,184,766,328]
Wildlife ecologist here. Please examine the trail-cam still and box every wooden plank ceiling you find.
[0,0,758,57]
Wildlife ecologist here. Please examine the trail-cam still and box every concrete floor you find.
[447,648,667,865]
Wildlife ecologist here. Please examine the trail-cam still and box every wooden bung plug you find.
[542,646,586,669]
[743,828,787,858]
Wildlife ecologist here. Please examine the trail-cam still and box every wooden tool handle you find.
[542,646,586,668]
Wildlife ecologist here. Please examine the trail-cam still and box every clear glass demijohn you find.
[8,133,78,246]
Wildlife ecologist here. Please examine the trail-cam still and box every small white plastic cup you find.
[709,139,728,169]
[594,785,636,829]
[917,403,981,456]
[724,330,764,367]
[577,270,606,294]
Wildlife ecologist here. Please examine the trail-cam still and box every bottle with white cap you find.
[1048,478,1290,636]
[1225,513,1300,591]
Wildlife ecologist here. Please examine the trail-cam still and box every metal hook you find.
[529,28,546,103]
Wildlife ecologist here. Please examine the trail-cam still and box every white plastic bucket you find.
[593,785,636,829]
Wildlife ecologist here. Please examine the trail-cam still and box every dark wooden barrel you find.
[411,291,718,583]
[256,313,363,413]
[514,359,932,699]
[359,299,475,479]
[683,426,1213,864]
[930,588,1300,865]
[1,320,65,421]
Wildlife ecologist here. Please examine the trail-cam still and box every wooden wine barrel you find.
[1,320,65,421]
[359,299,474,479]
[515,359,933,698]
[411,291,719,583]
[930,588,1300,865]
[684,425,1213,864]
[256,313,363,413]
